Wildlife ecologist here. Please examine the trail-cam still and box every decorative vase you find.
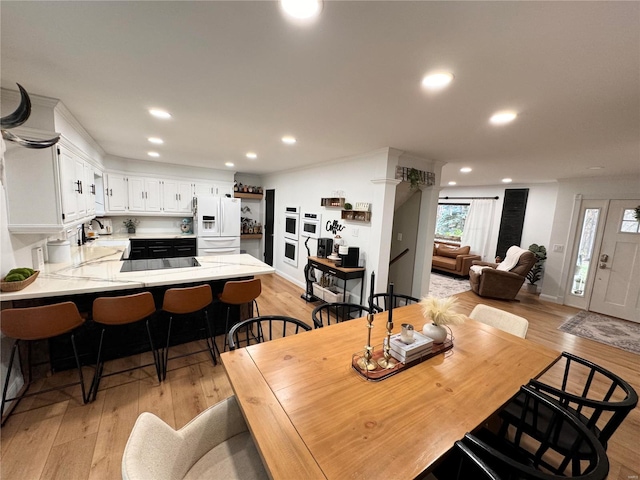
[128,227,135,234]
[422,323,448,344]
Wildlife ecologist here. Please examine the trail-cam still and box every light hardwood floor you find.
[1,273,638,479]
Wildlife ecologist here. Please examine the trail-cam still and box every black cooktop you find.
[120,257,201,272]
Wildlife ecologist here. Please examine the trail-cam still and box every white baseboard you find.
[539,293,561,304]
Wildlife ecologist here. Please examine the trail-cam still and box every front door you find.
[590,200,640,322]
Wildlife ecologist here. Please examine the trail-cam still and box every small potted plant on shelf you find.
[526,244,547,293]
[344,202,352,210]
[407,168,421,190]
[635,205,640,222]
[419,296,466,343]
[123,218,140,234]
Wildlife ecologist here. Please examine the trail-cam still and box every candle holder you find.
[356,313,377,371]
[377,282,396,369]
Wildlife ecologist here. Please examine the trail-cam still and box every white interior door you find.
[590,200,640,322]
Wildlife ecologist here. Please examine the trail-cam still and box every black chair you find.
[369,293,420,313]
[431,440,503,480]
[228,315,311,350]
[311,302,371,328]
[473,385,609,479]
[513,352,638,451]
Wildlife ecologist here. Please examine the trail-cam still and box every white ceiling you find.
[2,1,639,186]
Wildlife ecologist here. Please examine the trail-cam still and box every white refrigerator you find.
[194,196,241,255]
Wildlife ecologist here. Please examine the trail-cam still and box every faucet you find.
[91,218,104,229]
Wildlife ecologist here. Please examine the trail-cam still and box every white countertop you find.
[1,238,274,301]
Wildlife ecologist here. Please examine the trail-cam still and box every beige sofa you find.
[431,243,481,277]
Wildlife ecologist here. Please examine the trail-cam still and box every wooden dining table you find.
[220,303,561,479]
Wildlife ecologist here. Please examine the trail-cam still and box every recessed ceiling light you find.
[421,72,454,91]
[148,151,160,158]
[490,111,518,125]
[225,162,234,167]
[460,167,472,173]
[149,109,172,119]
[148,137,164,144]
[448,181,457,186]
[588,166,604,170]
[282,136,297,145]
[246,152,257,159]
[502,178,513,183]
[280,0,322,20]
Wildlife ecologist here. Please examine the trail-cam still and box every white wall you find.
[104,155,232,183]
[541,174,640,303]
[438,183,559,263]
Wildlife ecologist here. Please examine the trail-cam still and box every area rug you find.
[428,273,471,299]
[558,311,640,355]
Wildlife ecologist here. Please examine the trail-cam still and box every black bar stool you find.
[1,302,88,424]
[161,284,219,380]
[90,292,162,401]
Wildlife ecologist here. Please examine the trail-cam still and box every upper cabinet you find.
[128,176,161,213]
[104,173,128,212]
[163,180,194,214]
[193,182,233,197]
[4,138,103,233]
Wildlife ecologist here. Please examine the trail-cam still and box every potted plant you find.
[419,296,466,343]
[407,168,421,190]
[123,218,139,234]
[344,202,353,210]
[526,244,547,293]
[635,205,640,222]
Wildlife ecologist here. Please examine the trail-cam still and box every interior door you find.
[265,189,275,266]
[590,200,640,322]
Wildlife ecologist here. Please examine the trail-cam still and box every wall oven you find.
[283,237,298,266]
[284,206,299,240]
[301,212,322,239]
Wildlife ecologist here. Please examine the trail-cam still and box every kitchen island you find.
[1,240,275,371]
[0,238,274,302]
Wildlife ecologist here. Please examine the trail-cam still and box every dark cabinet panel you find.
[128,238,196,259]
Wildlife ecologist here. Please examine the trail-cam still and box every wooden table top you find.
[221,303,560,480]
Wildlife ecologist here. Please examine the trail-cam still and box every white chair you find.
[469,304,529,338]
[122,396,268,480]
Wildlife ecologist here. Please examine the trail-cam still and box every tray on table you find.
[352,336,453,381]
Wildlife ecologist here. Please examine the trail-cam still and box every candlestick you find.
[377,283,396,369]
[357,312,377,371]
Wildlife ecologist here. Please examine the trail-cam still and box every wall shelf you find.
[241,233,262,239]
[235,192,263,200]
[341,210,371,222]
[321,197,345,208]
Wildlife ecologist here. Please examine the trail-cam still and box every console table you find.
[307,256,365,304]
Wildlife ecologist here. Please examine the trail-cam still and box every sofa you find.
[431,243,481,277]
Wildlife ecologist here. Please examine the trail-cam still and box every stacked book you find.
[386,332,434,363]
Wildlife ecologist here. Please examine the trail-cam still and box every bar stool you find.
[90,292,162,401]
[1,302,88,425]
[218,278,261,351]
[161,284,219,380]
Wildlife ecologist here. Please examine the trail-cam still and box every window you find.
[435,203,469,242]
[621,208,640,233]
[571,208,600,297]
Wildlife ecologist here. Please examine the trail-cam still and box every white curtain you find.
[461,199,494,260]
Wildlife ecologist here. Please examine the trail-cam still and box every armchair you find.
[469,247,536,300]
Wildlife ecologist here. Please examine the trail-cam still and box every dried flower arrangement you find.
[419,296,466,326]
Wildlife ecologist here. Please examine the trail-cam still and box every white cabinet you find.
[128,176,161,213]
[105,173,128,212]
[84,162,96,216]
[163,180,194,214]
[194,182,233,197]
[4,139,101,233]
